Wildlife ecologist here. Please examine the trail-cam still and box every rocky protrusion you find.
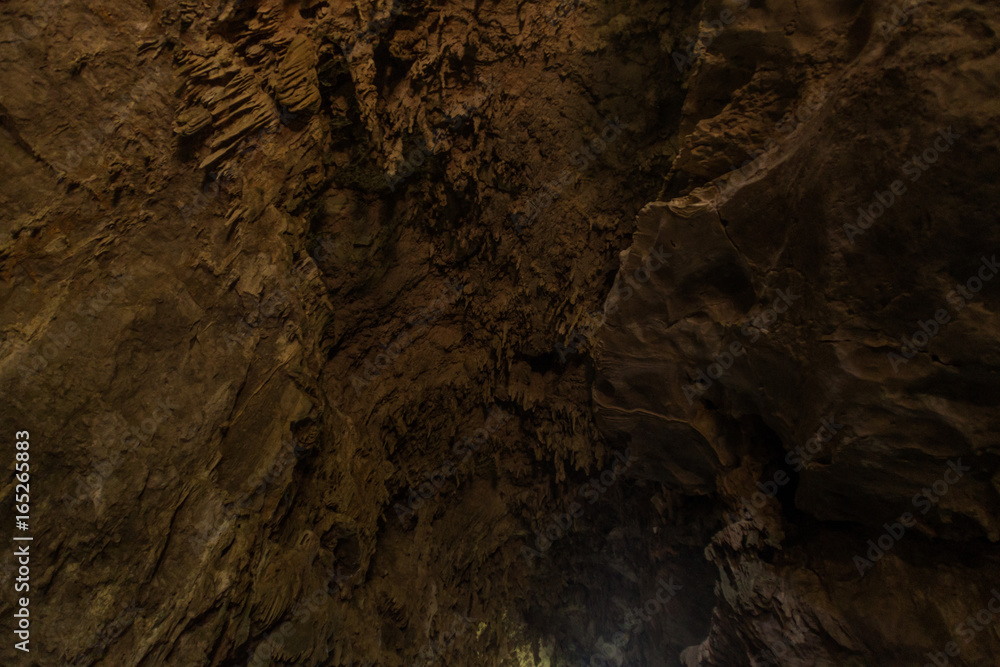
[174,45,279,170]
[274,35,321,117]
[172,104,212,136]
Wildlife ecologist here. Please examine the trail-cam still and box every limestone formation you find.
[1,0,998,665]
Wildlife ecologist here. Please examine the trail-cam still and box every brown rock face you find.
[595,0,1000,664]
[1,0,998,665]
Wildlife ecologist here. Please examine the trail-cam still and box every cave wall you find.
[0,0,998,665]
[595,0,1000,664]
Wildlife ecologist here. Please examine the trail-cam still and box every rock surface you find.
[0,0,997,665]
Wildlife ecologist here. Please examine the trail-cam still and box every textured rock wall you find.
[0,0,998,665]
[595,0,1000,664]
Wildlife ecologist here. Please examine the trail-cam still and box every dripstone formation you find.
[1,0,998,664]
